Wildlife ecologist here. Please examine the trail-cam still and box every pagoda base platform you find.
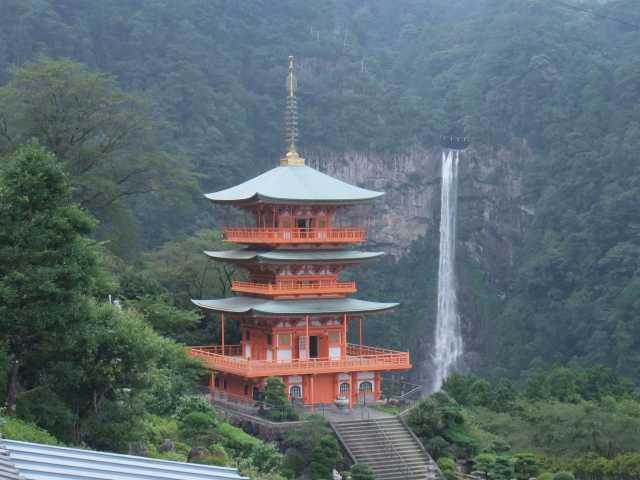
[187,343,411,407]
[206,371,383,407]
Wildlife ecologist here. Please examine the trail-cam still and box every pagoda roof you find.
[204,249,384,263]
[205,165,383,205]
[192,297,398,315]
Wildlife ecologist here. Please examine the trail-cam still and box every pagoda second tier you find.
[205,249,383,298]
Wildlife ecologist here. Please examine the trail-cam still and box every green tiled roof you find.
[204,249,384,263]
[192,297,398,315]
[205,165,383,205]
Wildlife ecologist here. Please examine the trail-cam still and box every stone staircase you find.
[331,417,441,480]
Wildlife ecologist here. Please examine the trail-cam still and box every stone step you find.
[331,416,441,480]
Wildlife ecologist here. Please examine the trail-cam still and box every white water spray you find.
[431,150,463,392]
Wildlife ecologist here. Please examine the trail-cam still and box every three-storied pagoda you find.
[188,57,411,407]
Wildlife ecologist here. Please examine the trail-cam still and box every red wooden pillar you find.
[305,315,309,359]
[342,313,347,359]
[310,374,315,412]
[359,316,363,354]
[209,371,215,402]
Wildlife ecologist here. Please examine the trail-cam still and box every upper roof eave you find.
[204,165,384,206]
[203,249,385,263]
[192,296,398,316]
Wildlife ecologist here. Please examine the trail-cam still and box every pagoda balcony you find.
[223,227,366,245]
[186,343,411,378]
[231,280,357,297]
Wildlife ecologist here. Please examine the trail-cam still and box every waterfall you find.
[431,150,463,392]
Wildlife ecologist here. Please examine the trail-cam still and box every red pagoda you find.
[187,57,411,408]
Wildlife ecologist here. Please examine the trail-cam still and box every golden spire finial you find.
[281,55,304,166]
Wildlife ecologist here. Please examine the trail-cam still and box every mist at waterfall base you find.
[428,150,464,393]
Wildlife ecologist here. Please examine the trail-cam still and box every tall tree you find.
[0,57,197,254]
[0,142,103,415]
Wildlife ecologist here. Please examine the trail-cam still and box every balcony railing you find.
[223,227,366,244]
[232,280,357,296]
[186,343,411,377]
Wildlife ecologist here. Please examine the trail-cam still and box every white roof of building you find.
[1,439,247,480]
[0,442,23,480]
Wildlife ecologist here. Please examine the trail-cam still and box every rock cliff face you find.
[306,142,533,379]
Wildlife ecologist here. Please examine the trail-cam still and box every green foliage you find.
[0,415,59,445]
[261,377,298,422]
[241,442,284,476]
[174,395,216,423]
[179,411,217,446]
[408,392,478,460]
[0,142,104,415]
[216,421,259,456]
[190,444,230,466]
[310,434,341,480]
[438,457,458,480]
[0,57,197,255]
[349,464,375,480]
[553,472,575,480]
[513,453,541,480]
[282,416,332,479]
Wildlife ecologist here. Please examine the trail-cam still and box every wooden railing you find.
[188,345,243,356]
[232,280,357,296]
[186,343,411,377]
[223,227,366,244]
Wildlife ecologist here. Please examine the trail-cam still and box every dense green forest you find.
[1,0,640,478]
[2,0,637,380]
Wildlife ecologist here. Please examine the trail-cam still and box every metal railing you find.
[223,227,366,244]
[372,418,412,479]
[186,343,411,377]
[232,279,357,296]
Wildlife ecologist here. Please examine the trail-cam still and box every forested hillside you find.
[1,1,640,477]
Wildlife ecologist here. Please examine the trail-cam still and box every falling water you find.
[431,150,463,392]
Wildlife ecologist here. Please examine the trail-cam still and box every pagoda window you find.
[328,331,340,343]
[278,333,291,346]
[289,385,302,399]
[339,383,350,396]
[359,381,373,393]
[267,334,272,345]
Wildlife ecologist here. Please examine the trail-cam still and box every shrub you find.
[216,421,258,456]
[0,416,59,445]
[174,395,215,421]
[243,441,283,475]
[310,434,341,480]
[553,472,575,480]
[438,456,458,480]
[261,377,298,421]
[190,444,230,466]
[179,411,217,445]
[349,463,375,480]
[513,453,541,480]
